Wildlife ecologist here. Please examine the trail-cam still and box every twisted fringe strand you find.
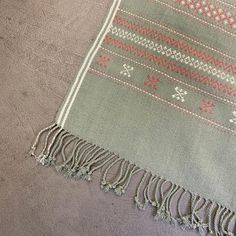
[30,123,236,236]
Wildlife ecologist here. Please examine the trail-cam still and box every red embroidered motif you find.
[144,74,160,89]
[176,0,236,29]
[199,99,215,114]
[96,54,111,67]
[102,46,236,106]
[104,36,236,97]
[114,15,236,74]
[90,68,236,136]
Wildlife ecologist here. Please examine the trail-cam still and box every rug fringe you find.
[30,123,236,236]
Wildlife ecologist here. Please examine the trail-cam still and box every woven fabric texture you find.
[31,1,236,235]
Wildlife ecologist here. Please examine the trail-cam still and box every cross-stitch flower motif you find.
[144,74,160,89]
[199,99,215,114]
[172,87,188,102]
[96,54,111,67]
[229,111,236,124]
[120,64,134,77]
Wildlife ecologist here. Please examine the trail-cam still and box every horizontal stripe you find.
[109,24,236,85]
[119,8,236,60]
[104,35,236,98]
[89,68,236,136]
[176,0,236,28]
[114,14,236,75]
[153,0,236,37]
[101,46,236,106]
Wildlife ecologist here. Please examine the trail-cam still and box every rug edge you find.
[29,122,236,236]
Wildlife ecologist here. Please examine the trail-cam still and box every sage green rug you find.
[30,0,236,235]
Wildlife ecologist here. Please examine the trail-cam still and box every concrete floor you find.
[0,0,199,235]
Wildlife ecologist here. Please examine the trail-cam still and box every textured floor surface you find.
[0,1,200,235]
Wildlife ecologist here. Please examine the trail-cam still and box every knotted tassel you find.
[30,123,57,158]
[113,163,141,196]
[101,157,121,192]
[34,124,59,163]
[74,149,109,180]
[134,171,149,210]
[55,137,82,172]
[48,132,70,165]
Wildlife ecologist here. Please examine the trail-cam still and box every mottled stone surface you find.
[0,0,199,235]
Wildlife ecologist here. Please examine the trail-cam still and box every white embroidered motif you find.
[120,64,134,77]
[229,111,236,124]
[178,0,236,29]
[109,25,236,85]
[172,87,188,102]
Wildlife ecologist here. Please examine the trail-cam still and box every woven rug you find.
[30,0,236,235]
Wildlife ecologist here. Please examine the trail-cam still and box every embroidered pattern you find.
[153,0,236,38]
[96,47,236,134]
[109,25,236,85]
[92,7,236,136]
[104,35,236,98]
[176,0,236,29]
[96,54,111,67]
[120,64,134,77]
[92,46,236,135]
[114,14,236,74]
[90,68,236,136]
[35,3,236,236]
[101,46,236,106]
[144,74,160,89]
[199,99,215,114]
[172,87,188,102]
[118,9,235,61]
[229,111,236,124]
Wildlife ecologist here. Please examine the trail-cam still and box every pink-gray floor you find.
[0,0,201,235]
